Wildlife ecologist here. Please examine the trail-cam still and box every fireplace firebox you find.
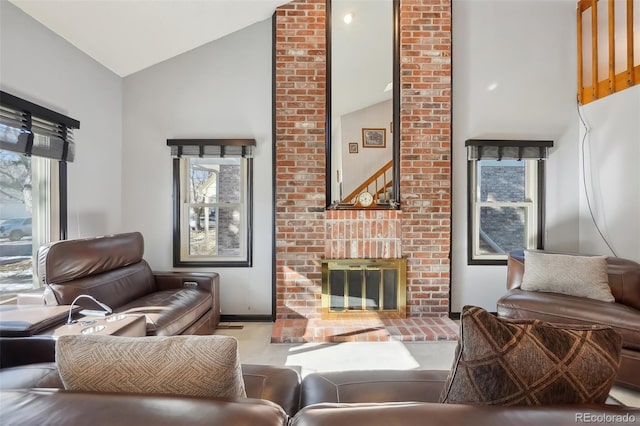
[321,259,406,318]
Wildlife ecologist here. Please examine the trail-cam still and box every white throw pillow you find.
[521,251,614,302]
[56,334,246,398]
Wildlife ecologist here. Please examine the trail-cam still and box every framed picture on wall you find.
[362,128,386,148]
[348,142,358,153]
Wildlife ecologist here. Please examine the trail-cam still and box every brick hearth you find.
[271,316,459,344]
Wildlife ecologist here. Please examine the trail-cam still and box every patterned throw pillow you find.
[440,306,622,405]
[56,334,246,398]
[521,251,615,302]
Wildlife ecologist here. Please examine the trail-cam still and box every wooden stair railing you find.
[341,160,393,204]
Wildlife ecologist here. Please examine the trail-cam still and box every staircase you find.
[341,160,393,204]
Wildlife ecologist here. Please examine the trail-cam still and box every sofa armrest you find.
[153,272,218,294]
[153,272,220,331]
[507,250,525,290]
[242,364,301,416]
[0,336,56,368]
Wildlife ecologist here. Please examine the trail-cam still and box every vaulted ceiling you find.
[8,0,291,77]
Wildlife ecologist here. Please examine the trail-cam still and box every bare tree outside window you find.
[175,156,250,267]
[0,150,33,301]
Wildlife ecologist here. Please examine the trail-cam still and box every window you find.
[466,140,551,265]
[0,152,57,301]
[169,139,254,267]
[0,91,79,302]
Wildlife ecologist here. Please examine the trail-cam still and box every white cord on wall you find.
[576,98,618,257]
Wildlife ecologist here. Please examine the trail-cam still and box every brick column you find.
[399,0,452,316]
[274,0,327,319]
[274,0,452,319]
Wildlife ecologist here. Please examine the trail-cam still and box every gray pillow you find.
[521,251,614,302]
[56,334,246,398]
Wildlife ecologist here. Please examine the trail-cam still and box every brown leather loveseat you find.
[1,337,638,426]
[37,232,219,335]
[497,250,640,390]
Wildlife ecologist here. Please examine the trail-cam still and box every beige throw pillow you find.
[56,334,246,398]
[520,251,614,302]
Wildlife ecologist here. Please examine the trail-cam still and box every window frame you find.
[0,150,65,299]
[0,92,76,300]
[172,157,253,268]
[467,158,546,265]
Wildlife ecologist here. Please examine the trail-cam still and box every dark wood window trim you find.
[168,138,254,268]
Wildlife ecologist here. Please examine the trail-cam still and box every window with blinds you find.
[0,92,80,300]
[466,139,552,264]
[168,139,255,267]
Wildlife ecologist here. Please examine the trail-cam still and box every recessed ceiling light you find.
[344,13,353,24]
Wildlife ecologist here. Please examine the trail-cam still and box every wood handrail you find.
[342,160,393,204]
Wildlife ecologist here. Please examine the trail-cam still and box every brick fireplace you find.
[274,0,451,320]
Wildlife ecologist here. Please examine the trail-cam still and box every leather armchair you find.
[497,250,640,390]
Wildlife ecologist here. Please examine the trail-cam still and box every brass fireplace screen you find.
[321,259,407,318]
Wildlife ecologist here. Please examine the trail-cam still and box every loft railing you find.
[341,160,393,204]
[577,0,639,104]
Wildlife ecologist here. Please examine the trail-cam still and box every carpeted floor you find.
[215,322,640,408]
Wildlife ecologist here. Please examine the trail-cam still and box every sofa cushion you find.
[520,251,614,302]
[47,261,156,309]
[37,232,144,285]
[115,288,212,336]
[56,334,246,398]
[440,306,622,405]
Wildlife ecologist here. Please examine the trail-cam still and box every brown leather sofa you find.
[36,232,219,335]
[1,337,638,425]
[497,250,640,390]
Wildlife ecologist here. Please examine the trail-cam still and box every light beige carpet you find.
[215,322,639,408]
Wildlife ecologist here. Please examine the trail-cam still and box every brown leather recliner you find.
[497,250,640,390]
[37,232,220,335]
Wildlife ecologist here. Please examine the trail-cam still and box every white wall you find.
[0,2,123,238]
[122,20,273,316]
[451,0,578,312]
[578,86,640,262]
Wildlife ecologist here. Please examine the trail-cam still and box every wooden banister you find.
[342,160,393,204]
